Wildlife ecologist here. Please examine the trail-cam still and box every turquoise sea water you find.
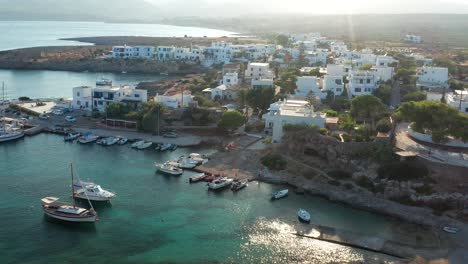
[0,21,236,51]
[0,69,172,99]
[0,134,428,263]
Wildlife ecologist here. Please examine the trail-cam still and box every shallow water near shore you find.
[0,134,435,263]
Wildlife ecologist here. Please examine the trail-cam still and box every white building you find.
[203,42,233,65]
[222,72,239,88]
[251,78,274,89]
[371,66,394,82]
[290,33,322,42]
[295,76,325,99]
[305,49,328,66]
[330,41,348,55]
[112,45,155,59]
[262,99,326,142]
[322,76,345,97]
[347,71,378,97]
[446,90,468,113]
[245,62,273,80]
[204,84,238,101]
[156,46,175,61]
[154,93,193,109]
[405,34,422,43]
[326,64,345,76]
[375,55,397,67]
[72,85,148,112]
[416,66,449,90]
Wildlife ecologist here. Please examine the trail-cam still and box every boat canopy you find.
[41,197,59,204]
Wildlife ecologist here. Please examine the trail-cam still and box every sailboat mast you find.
[71,163,75,208]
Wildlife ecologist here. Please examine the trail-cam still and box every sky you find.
[145,0,468,16]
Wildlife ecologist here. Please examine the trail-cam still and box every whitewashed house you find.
[347,71,378,97]
[262,99,326,142]
[376,55,397,67]
[222,72,239,88]
[326,64,345,76]
[295,76,325,99]
[330,42,348,55]
[154,93,193,109]
[245,62,273,80]
[203,42,233,65]
[371,66,394,82]
[112,45,155,59]
[322,76,344,97]
[157,46,175,61]
[446,90,468,113]
[73,85,148,112]
[305,49,328,66]
[416,66,449,90]
[204,84,238,101]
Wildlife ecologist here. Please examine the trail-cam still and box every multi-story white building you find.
[322,76,345,97]
[305,49,328,66]
[72,85,148,112]
[347,71,378,97]
[295,76,324,98]
[203,84,238,101]
[416,66,449,90]
[375,55,397,67]
[330,41,348,55]
[222,72,239,88]
[245,62,273,80]
[251,78,274,89]
[156,46,175,61]
[203,42,233,65]
[326,64,345,76]
[411,54,433,66]
[154,93,193,109]
[290,33,322,42]
[405,34,422,43]
[245,44,276,60]
[112,45,155,59]
[371,66,394,82]
[262,99,326,142]
[446,90,468,113]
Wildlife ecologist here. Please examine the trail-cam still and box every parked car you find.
[65,116,76,122]
[163,132,178,138]
[53,109,64,115]
[39,113,50,120]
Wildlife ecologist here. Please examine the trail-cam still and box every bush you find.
[18,96,31,101]
[319,127,328,135]
[376,118,392,133]
[378,161,429,181]
[261,153,287,171]
[341,133,352,142]
[323,109,338,117]
[327,170,352,180]
[262,138,272,144]
[414,184,435,195]
[331,133,341,141]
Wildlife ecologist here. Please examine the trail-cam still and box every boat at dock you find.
[131,140,145,148]
[271,189,288,200]
[155,163,184,176]
[442,226,460,234]
[0,129,24,143]
[208,177,233,190]
[297,208,311,223]
[73,181,115,202]
[117,138,128,145]
[77,132,99,144]
[41,163,98,223]
[231,180,248,192]
[137,142,153,150]
[167,157,198,169]
[64,132,81,141]
[188,153,208,165]
[189,173,207,183]
[159,143,173,151]
[102,137,119,146]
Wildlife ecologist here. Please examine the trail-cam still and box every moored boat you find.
[73,182,115,202]
[443,226,460,234]
[271,189,288,200]
[208,177,233,190]
[131,140,145,148]
[159,143,172,151]
[297,208,311,223]
[102,137,119,146]
[137,141,153,150]
[0,130,25,143]
[189,173,206,183]
[231,180,248,192]
[188,153,208,165]
[64,132,81,141]
[78,133,99,144]
[117,138,128,145]
[155,163,183,176]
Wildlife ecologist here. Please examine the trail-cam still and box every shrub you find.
[262,138,272,144]
[323,109,338,117]
[327,170,352,180]
[261,153,287,171]
[331,133,341,141]
[341,133,352,142]
[414,184,435,195]
[319,127,328,135]
[18,96,31,101]
[376,118,392,133]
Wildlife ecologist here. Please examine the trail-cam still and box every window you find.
[367,79,371,84]
[77,100,81,105]
[135,94,140,98]
[465,107,468,113]
[355,88,361,92]
[77,92,80,96]
[360,79,364,84]
[98,101,103,105]
[336,88,342,92]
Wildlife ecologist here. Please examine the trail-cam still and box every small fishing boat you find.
[189,173,206,183]
[137,142,153,150]
[96,138,105,145]
[167,159,197,169]
[208,177,233,190]
[155,163,184,176]
[170,144,178,151]
[131,140,145,148]
[204,175,216,182]
[41,164,98,223]
[117,138,128,145]
[102,137,119,146]
[64,132,81,141]
[271,189,288,200]
[159,143,172,151]
[443,226,460,234]
[73,182,115,202]
[154,143,161,151]
[188,153,208,165]
[297,208,311,223]
[77,133,99,144]
[231,180,248,192]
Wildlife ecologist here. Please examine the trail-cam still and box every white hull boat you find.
[188,153,208,165]
[155,163,183,176]
[102,137,119,146]
[73,181,115,202]
[117,138,128,145]
[64,133,81,141]
[208,177,233,190]
[137,142,153,149]
[131,140,145,148]
[443,226,460,234]
[189,173,206,183]
[231,180,248,192]
[159,143,172,151]
[271,189,289,200]
[0,131,24,143]
[297,208,311,223]
[42,203,98,222]
[78,135,99,144]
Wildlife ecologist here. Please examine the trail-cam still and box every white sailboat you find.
[41,163,98,223]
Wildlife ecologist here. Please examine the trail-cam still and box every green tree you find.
[350,95,387,128]
[359,64,374,71]
[237,89,248,115]
[139,102,166,134]
[218,110,246,133]
[105,102,130,119]
[403,91,427,102]
[246,87,275,114]
[395,68,416,84]
[376,118,392,133]
[373,84,392,105]
[276,34,289,47]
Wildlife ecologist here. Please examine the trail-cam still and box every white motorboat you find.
[117,138,128,145]
[208,177,233,190]
[96,78,112,86]
[167,158,198,169]
[231,180,248,192]
[188,153,208,165]
[297,208,311,223]
[0,130,24,143]
[64,132,81,141]
[159,143,172,151]
[102,137,119,146]
[41,163,98,223]
[131,140,145,148]
[137,142,153,150]
[73,181,115,202]
[155,163,184,176]
[271,189,289,200]
[443,226,460,234]
[77,133,99,144]
[189,173,206,183]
